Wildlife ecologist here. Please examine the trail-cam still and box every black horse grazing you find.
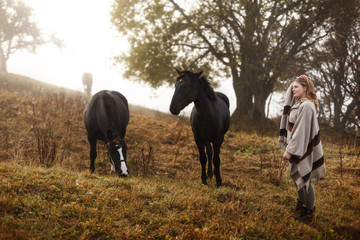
[170,70,230,187]
[83,90,129,176]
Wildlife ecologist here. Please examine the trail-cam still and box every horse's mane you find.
[199,76,217,101]
[176,70,218,101]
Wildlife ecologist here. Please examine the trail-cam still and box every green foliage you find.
[111,0,229,87]
[111,0,339,125]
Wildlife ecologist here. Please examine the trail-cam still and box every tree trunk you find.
[0,48,7,72]
[251,91,268,127]
[333,100,343,130]
[332,73,345,130]
[231,74,252,120]
[341,99,357,130]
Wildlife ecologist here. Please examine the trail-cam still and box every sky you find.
[7,0,282,117]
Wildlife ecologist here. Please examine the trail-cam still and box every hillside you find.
[0,71,359,239]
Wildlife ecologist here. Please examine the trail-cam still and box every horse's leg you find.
[120,138,127,160]
[205,142,213,179]
[213,141,222,187]
[88,136,97,173]
[120,138,129,175]
[195,135,207,185]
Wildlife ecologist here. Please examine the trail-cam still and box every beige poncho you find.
[278,86,326,190]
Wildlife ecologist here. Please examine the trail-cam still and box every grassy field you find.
[0,71,359,239]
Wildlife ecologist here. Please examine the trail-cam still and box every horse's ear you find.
[195,71,203,79]
[175,68,181,75]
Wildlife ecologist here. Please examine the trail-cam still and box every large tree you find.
[111,0,335,127]
[308,0,360,131]
[0,0,42,72]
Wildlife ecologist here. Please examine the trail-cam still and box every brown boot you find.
[295,206,315,222]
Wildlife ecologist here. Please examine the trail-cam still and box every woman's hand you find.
[283,151,291,162]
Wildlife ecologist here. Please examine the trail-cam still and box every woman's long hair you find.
[295,75,319,110]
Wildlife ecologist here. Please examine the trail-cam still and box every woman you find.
[278,75,326,222]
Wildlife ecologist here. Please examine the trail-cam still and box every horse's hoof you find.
[216,182,222,188]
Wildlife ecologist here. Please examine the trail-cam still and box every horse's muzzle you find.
[170,109,180,115]
[170,104,181,115]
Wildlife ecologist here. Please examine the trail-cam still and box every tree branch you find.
[168,0,227,65]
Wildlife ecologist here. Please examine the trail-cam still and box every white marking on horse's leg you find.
[118,147,128,175]
[118,147,124,160]
[110,162,115,173]
[110,157,115,173]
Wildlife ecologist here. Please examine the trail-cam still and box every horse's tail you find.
[216,92,230,108]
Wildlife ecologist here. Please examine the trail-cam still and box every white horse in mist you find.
[82,72,93,95]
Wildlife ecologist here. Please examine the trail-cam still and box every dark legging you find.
[296,180,315,210]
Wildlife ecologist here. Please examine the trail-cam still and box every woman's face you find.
[292,81,307,98]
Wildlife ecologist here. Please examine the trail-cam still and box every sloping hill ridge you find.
[0,71,359,239]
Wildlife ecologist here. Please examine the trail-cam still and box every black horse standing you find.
[83,90,129,176]
[170,70,230,187]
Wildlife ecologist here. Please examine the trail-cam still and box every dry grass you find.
[0,71,359,239]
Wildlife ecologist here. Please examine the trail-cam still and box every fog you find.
[7,0,282,117]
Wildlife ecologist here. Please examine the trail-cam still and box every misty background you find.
[5,0,283,118]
